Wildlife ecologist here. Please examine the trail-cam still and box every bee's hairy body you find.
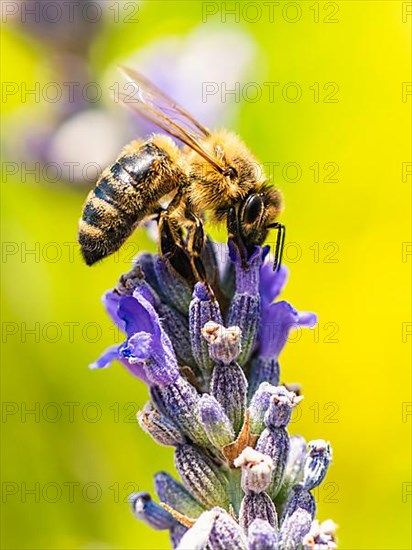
[79,130,282,267]
[79,135,185,265]
[79,67,285,278]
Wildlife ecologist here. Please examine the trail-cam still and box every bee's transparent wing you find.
[118,66,225,173]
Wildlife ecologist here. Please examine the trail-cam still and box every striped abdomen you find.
[78,139,182,265]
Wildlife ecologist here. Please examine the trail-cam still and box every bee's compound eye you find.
[242,194,264,224]
[224,167,238,180]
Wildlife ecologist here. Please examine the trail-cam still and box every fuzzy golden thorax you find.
[184,129,266,219]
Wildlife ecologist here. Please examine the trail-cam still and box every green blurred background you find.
[1,1,411,549]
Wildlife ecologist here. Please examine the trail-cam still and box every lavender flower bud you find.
[202,322,241,365]
[158,303,196,368]
[249,382,277,434]
[197,394,235,449]
[208,507,248,550]
[256,428,289,500]
[248,519,279,550]
[239,492,278,533]
[279,508,312,550]
[189,283,223,374]
[154,472,205,519]
[226,293,260,366]
[275,435,307,511]
[154,256,193,314]
[137,402,184,447]
[281,485,316,524]
[303,440,332,491]
[234,447,273,494]
[175,444,229,509]
[177,507,247,550]
[150,378,209,447]
[130,492,175,530]
[264,387,303,429]
[302,519,338,550]
[248,357,280,399]
[137,253,163,297]
[226,242,268,365]
[210,360,247,434]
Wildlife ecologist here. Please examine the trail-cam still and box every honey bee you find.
[78,67,285,284]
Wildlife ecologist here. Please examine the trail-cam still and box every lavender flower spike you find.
[91,234,337,549]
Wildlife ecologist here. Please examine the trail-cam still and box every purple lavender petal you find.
[118,295,158,337]
[259,301,317,360]
[120,332,152,362]
[95,291,180,385]
[89,345,120,370]
[259,263,288,308]
[102,291,125,332]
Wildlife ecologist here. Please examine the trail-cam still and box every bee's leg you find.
[227,206,248,268]
[185,212,215,296]
[186,213,207,281]
[267,222,286,272]
[158,212,196,284]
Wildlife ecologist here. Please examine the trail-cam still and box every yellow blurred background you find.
[1,1,411,549]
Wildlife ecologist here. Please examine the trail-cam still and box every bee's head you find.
[236,185,283,249]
